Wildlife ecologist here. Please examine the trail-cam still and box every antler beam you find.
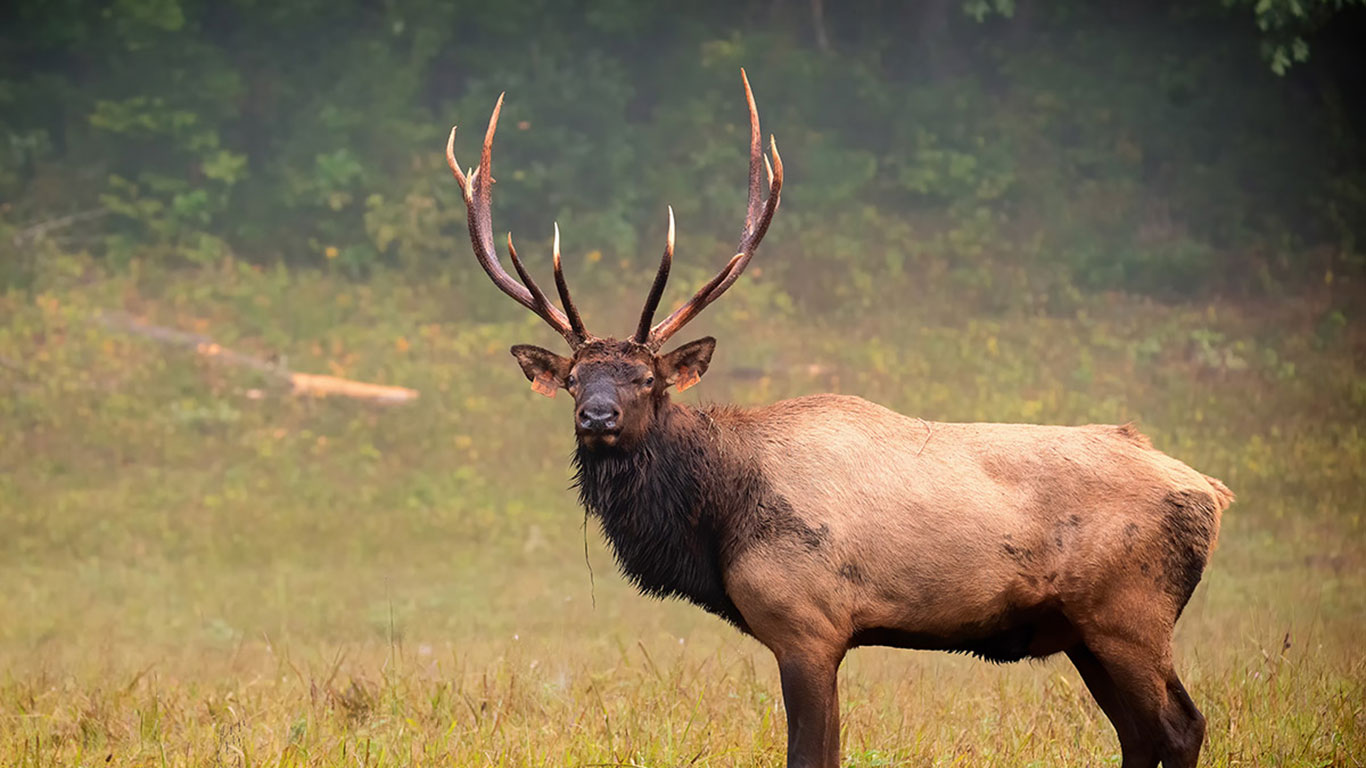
[636,69,784,350]
[447,97,588,347]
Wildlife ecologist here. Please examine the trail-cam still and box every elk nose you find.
[577,402,620,431]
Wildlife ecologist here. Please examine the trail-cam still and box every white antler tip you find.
[465,168,479,201]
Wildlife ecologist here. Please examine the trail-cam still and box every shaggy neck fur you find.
[572,401,752,631]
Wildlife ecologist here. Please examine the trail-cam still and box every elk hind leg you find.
[1067,644,1148,765]
[1083,631,1205,768]
[1158,671,1206,768]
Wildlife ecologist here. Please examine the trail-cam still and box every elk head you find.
[446,71,783,451]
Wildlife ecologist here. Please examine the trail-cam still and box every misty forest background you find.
[3,0,1365,304]
[2,1,1365,766]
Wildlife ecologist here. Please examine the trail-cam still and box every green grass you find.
[1,257,1363,766]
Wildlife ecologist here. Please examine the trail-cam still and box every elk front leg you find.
[776,647,843,768]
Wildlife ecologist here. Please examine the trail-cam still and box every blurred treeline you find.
[2,0,1363,312]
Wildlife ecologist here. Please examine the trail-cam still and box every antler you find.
[551,223,588,341]
[447,96,588,347]
[634,69,784,350]
[634,206,674,344]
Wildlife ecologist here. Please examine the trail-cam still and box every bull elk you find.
[444,71,1234,768]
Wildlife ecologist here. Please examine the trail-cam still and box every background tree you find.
[1,0,1362,306]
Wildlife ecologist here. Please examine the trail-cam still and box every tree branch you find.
[12,209,109,245]
[98,312,419,404]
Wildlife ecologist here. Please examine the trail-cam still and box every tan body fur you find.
[720,395,1226,656]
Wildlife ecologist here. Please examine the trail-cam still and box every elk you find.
[444,71,1235,768]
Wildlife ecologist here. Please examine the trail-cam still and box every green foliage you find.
[1,0,1363,307]
[1225,0,1366,73]
[963,0,1016,22]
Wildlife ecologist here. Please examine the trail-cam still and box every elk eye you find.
[643,375,655,387]
[566,375,576,388]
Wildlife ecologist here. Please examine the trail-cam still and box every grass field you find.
[1,260,1363,766]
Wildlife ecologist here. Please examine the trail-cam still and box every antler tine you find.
[449,95,582,346]
[647,252,744,347]
[740,68,765,243]
[551,223,588,342]
[633,206,675,344]
[699,135,783,302]
[506,233,567,333]
[645,73,784,350]
[445,126,468,192]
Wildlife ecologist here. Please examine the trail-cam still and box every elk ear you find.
[510,344,571,397]
[659,337,716,392]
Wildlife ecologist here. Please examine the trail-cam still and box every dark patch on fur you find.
[1052,513,1082,551]
[839,562,865,585]
[851,608,1071,664]
[754,496,828,552]
[1002,534,1035,565]
[800,523,829,551]
[1159,490,1219,614]
[1122,522,1140,555]
[849,626,1031,664]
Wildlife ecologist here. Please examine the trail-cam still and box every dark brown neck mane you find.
[572,403,753,630]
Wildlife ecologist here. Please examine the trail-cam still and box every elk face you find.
[511,338,716,450]
[447,71,780,449]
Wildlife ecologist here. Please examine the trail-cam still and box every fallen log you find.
[98,312,419,404]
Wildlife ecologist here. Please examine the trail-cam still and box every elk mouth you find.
[577,427,621,448]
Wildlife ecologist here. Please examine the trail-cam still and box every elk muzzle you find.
[576,381,622,443]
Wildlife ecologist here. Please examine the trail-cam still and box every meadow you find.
[1,258,1362,766]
